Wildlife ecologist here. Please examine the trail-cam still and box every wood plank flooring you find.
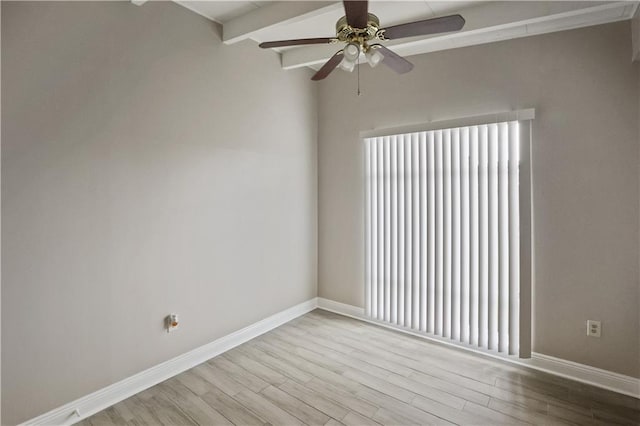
[79,310,640,425]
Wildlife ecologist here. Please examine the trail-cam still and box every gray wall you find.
[318,22,640,378]
[1,2,317,424]
[3,2,640,424]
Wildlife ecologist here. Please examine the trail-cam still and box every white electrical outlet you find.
[587,320,601,337]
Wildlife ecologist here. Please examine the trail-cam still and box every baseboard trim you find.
[316,297,640,399]
[22,298,319,426]
[526,353,640,398]
[316,297,365,318]
[22,295,639,425]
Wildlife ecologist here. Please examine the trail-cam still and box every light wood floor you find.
[80,309,640,425]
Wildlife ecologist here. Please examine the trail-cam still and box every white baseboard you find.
[526,353,640,398]
[316,297,365,318]
[22,295,638,425]
[316,297,640,399]
[22,298,319,426]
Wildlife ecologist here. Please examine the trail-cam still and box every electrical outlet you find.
[587,320,601,338]
[166,314,179,332]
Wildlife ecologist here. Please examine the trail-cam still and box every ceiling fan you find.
[259,0,465,81]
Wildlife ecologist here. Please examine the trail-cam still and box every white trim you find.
[22,295,639,426]
[359,109,535,139]
[21,298,319,426]
[527,353,640,398]
[316,298,365,318]
[171,1,223,25]
[221,2,341,45]
[318,298,527,364]
[282,2,634,70]
[316,297,640,399]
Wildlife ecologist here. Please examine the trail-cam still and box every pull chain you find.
[357,60,361,96]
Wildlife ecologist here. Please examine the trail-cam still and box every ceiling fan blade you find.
[343,0,368,29]
[371,44,414,74]
[259,37,335,49]
[311,50,344,81]
[381,14,465,40]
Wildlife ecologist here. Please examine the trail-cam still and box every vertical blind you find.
[364,121,525,356]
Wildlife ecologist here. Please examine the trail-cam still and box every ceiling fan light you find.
[339,57,356,72]
[343,42,361,62]
[365,48,384,68]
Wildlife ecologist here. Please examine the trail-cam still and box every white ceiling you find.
[169,1,639,70]
[175,1,272,23]
[252,1,476,42]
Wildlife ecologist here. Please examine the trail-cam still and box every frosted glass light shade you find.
[339,57,356,72]
[365,49,383,68]
[343,43,360,62]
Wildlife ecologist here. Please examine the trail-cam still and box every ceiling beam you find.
[223,1,342,45]
[281,1,634,70]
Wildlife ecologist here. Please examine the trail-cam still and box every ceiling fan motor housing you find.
[336,13,380,44]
